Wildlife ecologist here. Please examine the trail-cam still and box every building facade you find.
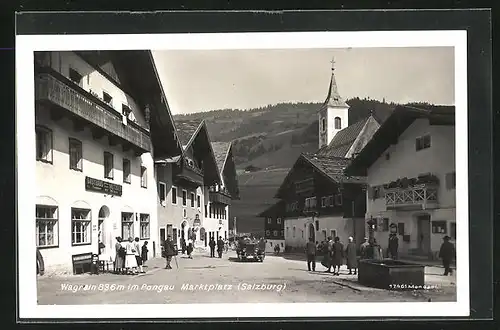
[156,121,221,251]
[258,201,285,253]
[34,50,179,273]
[345,105,456,259]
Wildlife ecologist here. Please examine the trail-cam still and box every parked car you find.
[236,237,265,262]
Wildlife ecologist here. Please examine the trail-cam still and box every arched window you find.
[334,117,342,129]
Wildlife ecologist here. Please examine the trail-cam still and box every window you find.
[122,104,132,116]
[321,118,326,132]
[446,172,456,190]
[182,190,187,206]
[334,117,342,129]
[315,220,319,231]
[121,212,134,240]
[381,218,389,231]
[321,197,327,208]
[123,159,131,183]
[335,194,343,206]
[292,227,296,238]
[140,166,147,188]
[286,227,289,237]
[197,195,201,208]
[71,208,91,245]
[69,68,83,86]
[432,221,447,234]
[205,205,208,217]
[140,214,150,239]
[265,230,271,237]
[68,138,83,171]
[416,134,431,151]
[104,152,114,179]
[159,182,166,205]
[36,205,58,247]
[300,230,304,238]
[277,218,282,224]
[171,186,178,204]
[190,192,195,207]
[102,91,113,105]
[398,222,405,235]
[322,230,327,241]
[267,218,272,224]
[36,126,53,163]
[450,222,456,240]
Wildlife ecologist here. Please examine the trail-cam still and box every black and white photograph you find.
[16,22,473,319]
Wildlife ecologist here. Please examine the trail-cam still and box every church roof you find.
[316,116,369,157]
[211,141,232,173]
[323,66,349,108]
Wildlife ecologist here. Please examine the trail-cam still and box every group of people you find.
[208,236,227,258]
[306,236,360,275]
[114,236,148,275]
[180,237,194,259]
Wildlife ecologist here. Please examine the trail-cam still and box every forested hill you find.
[173,97,400,170]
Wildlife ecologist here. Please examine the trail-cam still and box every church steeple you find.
[325,56,348,108]
[318,56,350,149]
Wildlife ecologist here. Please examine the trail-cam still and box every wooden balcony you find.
[209,189,232,206]
[173,160,204,188]
[385,184,439,210]
[35,72,152,153]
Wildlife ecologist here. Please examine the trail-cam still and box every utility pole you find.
[233,217,237,237]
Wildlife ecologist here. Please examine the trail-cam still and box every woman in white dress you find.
[124,237,138,274]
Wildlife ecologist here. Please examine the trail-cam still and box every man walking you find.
[388,233,399,259]
[163,235,176,269]
[331,237,345,276]
[305,237,316,271]
[439,235,455,276]
[209,237,216,258]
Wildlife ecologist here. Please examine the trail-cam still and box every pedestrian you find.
[114,237,125,274]
[209,237,216,257]
[141,241,149,270]
[305,237,316,271]
[181,238,186,254]
[331,237,345,276]
[134,237,144,273]
[321,237,333,272]
[163,235,176,269]
[367,237,382,260]
[359,237,369,259]
[388,233,399,259]
[217,236,225,258]
[345,236,358,275]
[439,235,455,276]
[187,237,193,259]
[274,244,280,255]
[124,237,138,275]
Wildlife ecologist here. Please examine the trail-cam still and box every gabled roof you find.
[211,141,232,174]
[257,200,286,217]
[275,153,365,199]
[316,116,370,158]
[173,119,203,149]
[345,105,455,176]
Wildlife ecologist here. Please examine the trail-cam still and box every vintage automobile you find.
[236,237,266,262]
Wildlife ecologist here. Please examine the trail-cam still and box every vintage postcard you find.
[16,29,468,319]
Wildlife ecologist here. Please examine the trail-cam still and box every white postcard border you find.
[16,30,469,319]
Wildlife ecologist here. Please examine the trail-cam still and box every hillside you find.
[174,98,399,234]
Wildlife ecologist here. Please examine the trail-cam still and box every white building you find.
[345,105,456,259]
[34,50,178,274]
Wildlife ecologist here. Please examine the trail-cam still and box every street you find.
[37,251,456,304]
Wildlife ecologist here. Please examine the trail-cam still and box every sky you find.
[152,47,455,115]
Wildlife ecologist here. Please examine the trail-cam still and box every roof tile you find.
[211,142,231,173]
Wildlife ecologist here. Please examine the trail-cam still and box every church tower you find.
[318,57,350,149]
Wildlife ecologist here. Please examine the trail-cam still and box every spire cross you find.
[330,57,336,71]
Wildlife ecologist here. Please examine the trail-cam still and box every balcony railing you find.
[385,184,439,210]
[173,162,204,188]
[35,72,152,152]
[209,190,232,205]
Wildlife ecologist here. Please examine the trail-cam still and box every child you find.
[141,241,149,271]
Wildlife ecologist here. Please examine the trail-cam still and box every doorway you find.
[98,206,110,256]
[417,214,431,255]
[308,224,315,242]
